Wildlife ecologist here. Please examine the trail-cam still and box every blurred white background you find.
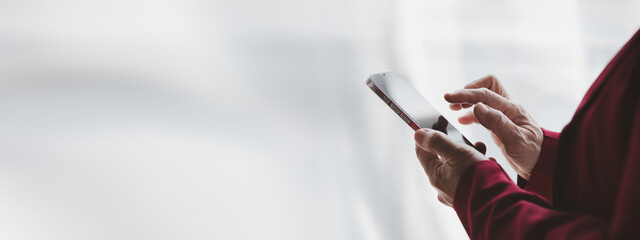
[0,0,638,239]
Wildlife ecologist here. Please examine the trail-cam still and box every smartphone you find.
[366,71,470,144]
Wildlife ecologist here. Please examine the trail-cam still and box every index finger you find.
[444,88,518,118]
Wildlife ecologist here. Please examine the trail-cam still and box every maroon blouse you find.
[453,28,640,239]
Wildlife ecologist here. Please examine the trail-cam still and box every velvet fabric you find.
[453,29,640,239]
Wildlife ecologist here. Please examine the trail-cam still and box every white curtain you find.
[0,0,638,239]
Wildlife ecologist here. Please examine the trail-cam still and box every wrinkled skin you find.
[415,75,544,206]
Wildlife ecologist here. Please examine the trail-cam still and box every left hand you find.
[414,129,491,207]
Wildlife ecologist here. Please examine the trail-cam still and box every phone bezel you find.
[366,75,422,131]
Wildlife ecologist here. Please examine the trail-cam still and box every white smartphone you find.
[366,71,471,144]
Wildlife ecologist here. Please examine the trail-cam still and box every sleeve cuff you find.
[452,160,513,235]
[453,160,505,211]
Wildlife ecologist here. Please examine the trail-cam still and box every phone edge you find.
[366,76,421,131]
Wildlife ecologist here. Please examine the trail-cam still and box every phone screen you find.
[366,71,470,144]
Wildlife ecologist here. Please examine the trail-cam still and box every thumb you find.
[415,143,442,176]
[415,129,479,166]
[474,103,520,144]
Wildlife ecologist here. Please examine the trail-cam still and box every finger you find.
[474,103,521,144]
[448,103,473,111]
[444,88,521,120]
[458,112,478,125]
[415,143,442,175]
[474,142,486,155]
[449,103,462,110]
[464,74,510,99]
[415,129,481,165]
[415,143,438,162]
[488,157,497,163]
[444,88,510,110]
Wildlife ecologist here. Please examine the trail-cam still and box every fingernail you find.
[415,129,428,143]
[475,103,488,119]
[447,89,462,95]
[444,90,461,101]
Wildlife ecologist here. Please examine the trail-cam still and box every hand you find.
[444,75,543,180]
[414,129,490,207]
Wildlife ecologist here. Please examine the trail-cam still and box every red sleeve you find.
[516,128,560,204]
[452,109,640,239]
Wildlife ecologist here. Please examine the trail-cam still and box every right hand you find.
[444,75,543,180]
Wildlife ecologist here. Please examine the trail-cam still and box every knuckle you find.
[512,103,524,114]
[480,87,496,102]
[506,102,526,119]
[487,108,503,124]
[516,104,528,117]
[480,87,491,96]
